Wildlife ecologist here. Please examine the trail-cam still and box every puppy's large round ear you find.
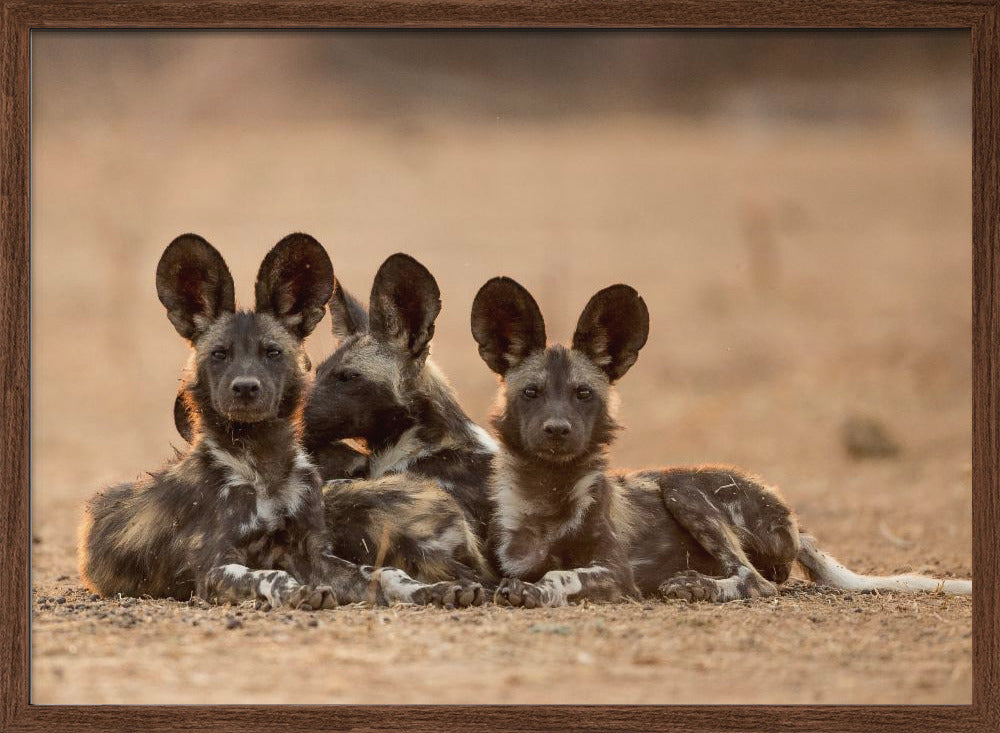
[156,234,236,341]
[329,280,369,342]
[572,284,649,382]
[471,277,546,376]
[255,233,335,340]
[369,253,441,359]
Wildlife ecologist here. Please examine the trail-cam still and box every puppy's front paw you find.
[411,580,484,609]
[286,584,338,611]
[740,572,778,600]
[659,570,718,603]
[494,578,543,608]
[456,580,487,608]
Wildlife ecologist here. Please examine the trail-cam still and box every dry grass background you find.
[30,31,972,704]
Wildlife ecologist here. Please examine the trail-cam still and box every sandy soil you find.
[30,36,971,704]
[31,581,970,705]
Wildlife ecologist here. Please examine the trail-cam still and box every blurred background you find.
[32,29,970,588]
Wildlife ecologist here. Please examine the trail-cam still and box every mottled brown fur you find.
[322,473,492,584]
[79,234,484,610]
[473,279,800,607]
[303,254,499,586]
[172,254,494,590]
[473,277,970,607]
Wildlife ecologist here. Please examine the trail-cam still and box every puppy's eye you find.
[211,349,227,361]
[338,371,361,383]
[523,386,539,399]
[266,348,282,359]
[576,387,593,401]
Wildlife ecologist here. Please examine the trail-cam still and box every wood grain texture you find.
[0,0,993,28]
[1,1,31,731]
[1,0,997,731]
[972,4,1000,729]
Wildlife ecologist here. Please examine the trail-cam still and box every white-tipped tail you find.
[797,534,971,596]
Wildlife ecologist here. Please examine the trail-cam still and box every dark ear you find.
[368,253,441,359]
[156,234,236,341]
[328,280,370,341]
[174,389,195,444]
[254,233,335,339]
[572,284,649,382]
[470,277,547,376]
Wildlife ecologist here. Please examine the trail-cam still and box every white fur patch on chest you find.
[493,469,599,533]
[206,441,313,536]
[491,463,601,577]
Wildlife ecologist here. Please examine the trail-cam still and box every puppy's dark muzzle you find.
[220,377,275,422]
[535,424,580,461]
[230,377,261,402]
[542,418,572,438]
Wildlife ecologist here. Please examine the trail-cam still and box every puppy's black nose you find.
[543,419,571,437]
[230,377,261,400]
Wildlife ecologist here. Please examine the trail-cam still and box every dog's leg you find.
[200,564,337,610]
[371,566,486,607]
[315,552,486,607]
[494,566,624,608]
[659,487,778,602]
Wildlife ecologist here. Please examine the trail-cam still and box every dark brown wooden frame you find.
[1,1,996,731]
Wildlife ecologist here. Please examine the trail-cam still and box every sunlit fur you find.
[80,235,336,606]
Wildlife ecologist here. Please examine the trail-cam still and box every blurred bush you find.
[35,30,969,130]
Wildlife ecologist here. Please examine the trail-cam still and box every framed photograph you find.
[2,1,997,731]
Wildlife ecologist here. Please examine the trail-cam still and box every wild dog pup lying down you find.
[79,233,483,609]
[170,252,493,589]
[321,473,490,585]
[470,278,973,607]
[303,254,498,573]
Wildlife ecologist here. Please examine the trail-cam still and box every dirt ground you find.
[29,34,972,705]
[31,581,971,705]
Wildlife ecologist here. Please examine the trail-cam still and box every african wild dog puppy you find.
[302,254,498,579]
[78,233,483,609]
[471,277,973,607]
[172,252,494,587]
